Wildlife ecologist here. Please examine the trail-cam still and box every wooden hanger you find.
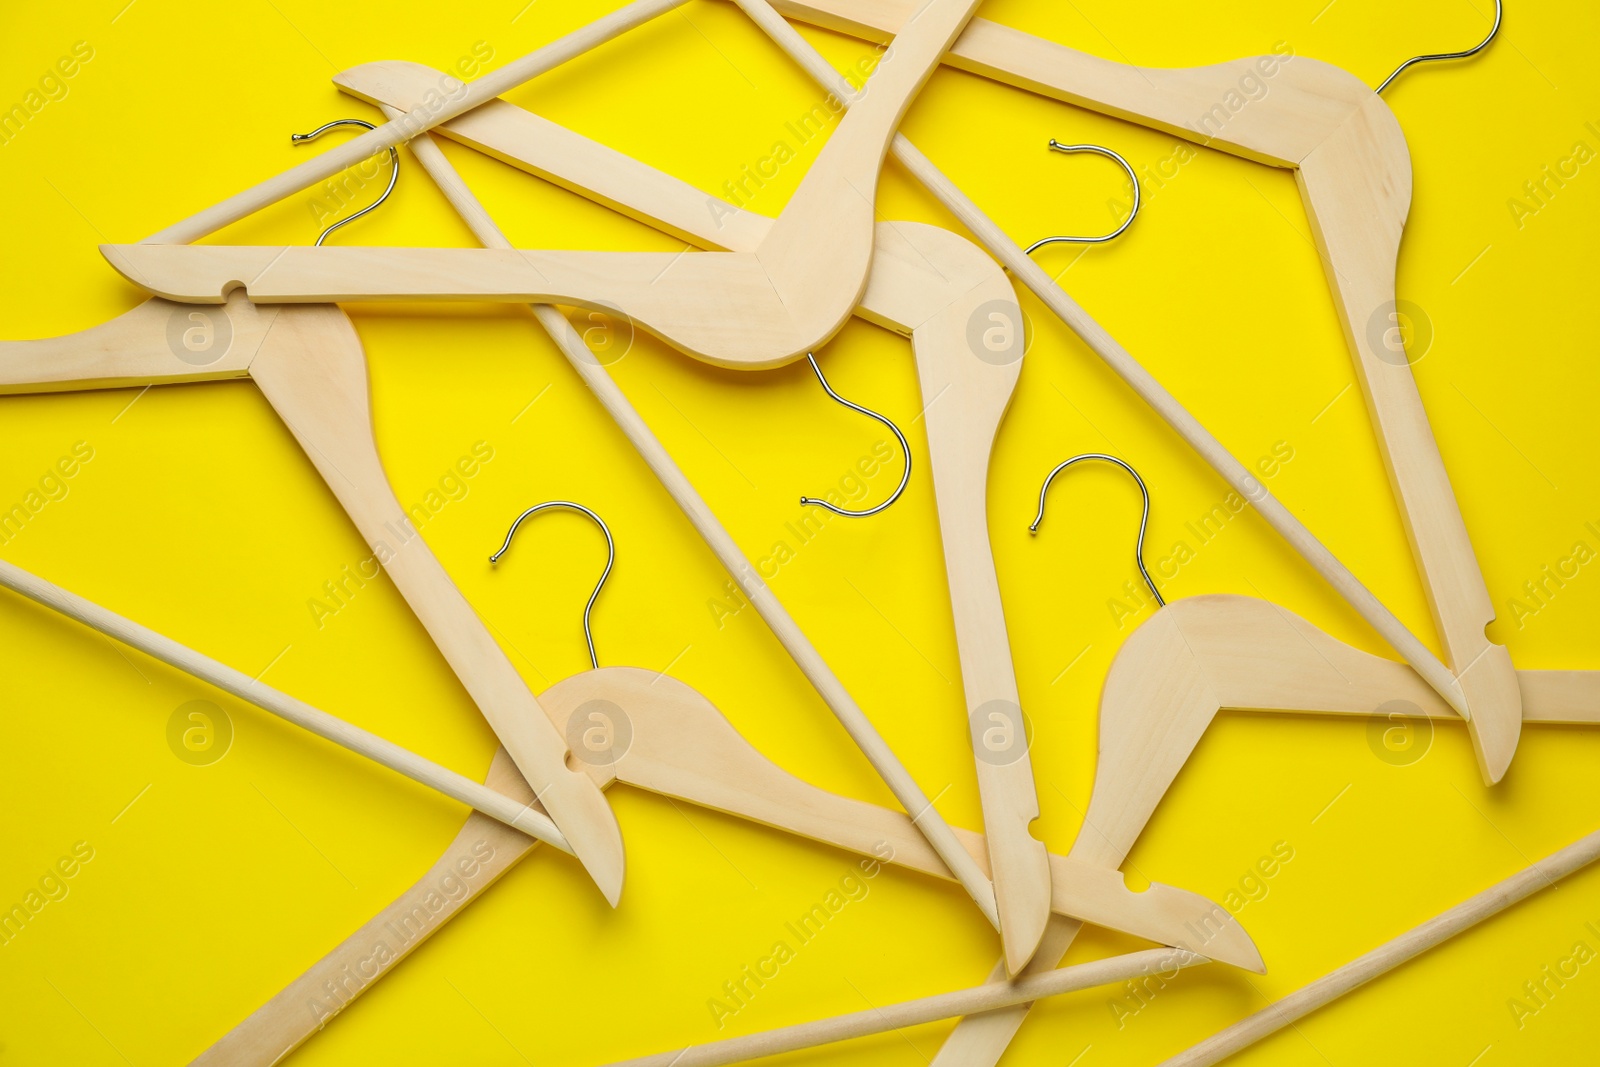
[603,811,1600,1067]
[185,664,1260,1064]
[932,588,1594,1065]
[104,0,985,371]
[374,99,1056,972]
[0,298,629,904]
[0,103,1057,967]
[0,530,1266,1065]
[752,0,1525,785]
[325,24,1501,786]
[730,0,1529,785]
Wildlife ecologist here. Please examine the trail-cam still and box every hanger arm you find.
[142,0,688,244]
[1297,97,1521,782]
[762,0,1370,166]
[244,304,625,905]
[188,748,538,1067]
[0,295,269,395]
[385,106,1017,932]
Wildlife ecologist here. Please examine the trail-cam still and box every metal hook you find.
[798,353,912,518]
[1024,140,1141,254]
[1029,453,1164,606]
[489,501,615,670]
[1377,0,1502,94]
[291,118,399,246]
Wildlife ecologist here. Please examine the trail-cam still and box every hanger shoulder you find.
[770,0,1370,166]
[337,62,772,254]
[537,667,1261,970]
[190,749,539,1067]
[244,305,625,903]
[0,295,267,395]
[1296,96,1522,782]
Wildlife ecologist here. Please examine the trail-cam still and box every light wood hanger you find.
[0,550,1267,981]
[730,0,1531,784]
[932,587,1595,1065]
[186,665,1260,1064]
[0,298,628,904]
[749,0,1524,785]
[320,23,1496,777]
[0,119,1063,966]
[377,98,1055,972]
[106,0,985,371]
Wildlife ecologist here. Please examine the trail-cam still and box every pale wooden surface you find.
[603,947,1206,1067]
[1161,823,1600,1066]
[764,0,1524,781]
[188,748,540,1067]
[246,303,626,904]
[903,226,1052,974]
[0,557,569,852]
[143,0,690,244]
[1297,95,1521,782]
[381,104,1012,932]
[0,293,267,393]
[551,667,1261,968]
[118,0,986,369]
[188,665,1261,1065]
[932,592,1597,1064]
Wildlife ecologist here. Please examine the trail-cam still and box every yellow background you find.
[2,0,1598,1063]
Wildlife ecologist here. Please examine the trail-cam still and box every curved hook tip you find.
[797,353,912,520]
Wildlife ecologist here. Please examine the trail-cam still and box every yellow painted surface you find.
[2,0,1598,1063]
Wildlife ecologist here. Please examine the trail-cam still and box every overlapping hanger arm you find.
[764,0,1372,165]
[112,0,986,369]
[195,663,1262,1065]
[540,668,1261,970]
[1297,95,1522,782]
[334,62,771,255]
[0,294,268,394]
[189,748,539,1067]
[244,304,626,905]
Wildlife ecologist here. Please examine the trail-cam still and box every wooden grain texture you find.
[377,99,1025,938]
[1297,95,1521,782]
[1160,823,1600,1066]
[246,305,626,905]
[765,0,1525,783]
[932,592,1595,1064]
[189,666,1261,1065]
[0,294,268,393]
[118,0,987,369]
